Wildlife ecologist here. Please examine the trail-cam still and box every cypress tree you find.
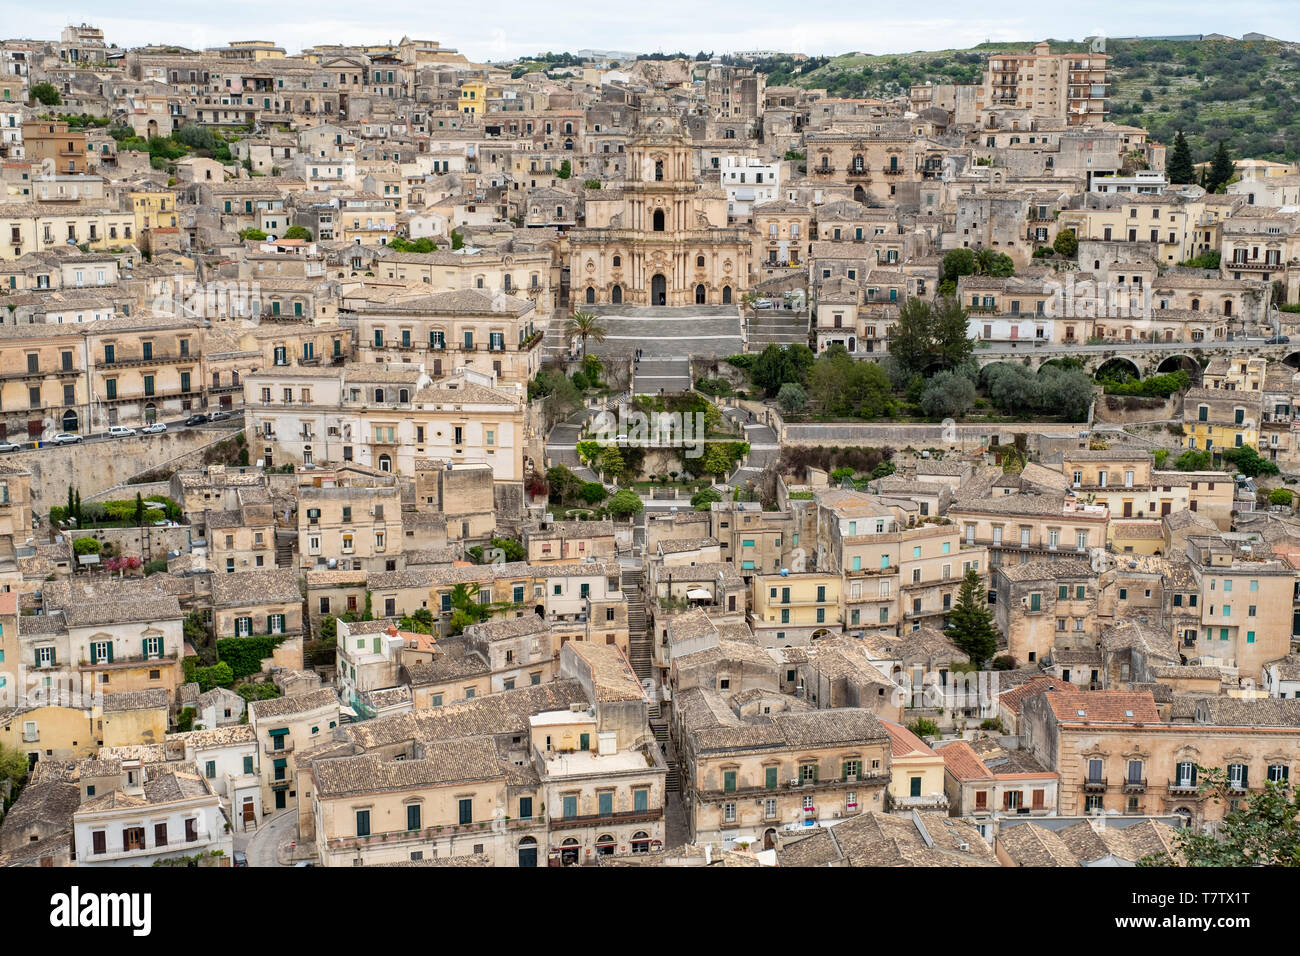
[946,568,999,668]
[1167,130,1195,185]
[1207,140,1235,193]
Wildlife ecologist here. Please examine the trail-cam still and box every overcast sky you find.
[3,1,1296,60]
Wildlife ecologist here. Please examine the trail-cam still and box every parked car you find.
[183,414,209,427]
[108,425,137,438]
[0,441,21,453]
[210,410,231,421]
[1266,335,1291,344]
[50,433,82,445]
[142,422,168,434]
[232,851,248,868]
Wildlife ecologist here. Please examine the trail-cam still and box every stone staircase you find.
[623,570,652,684]
[274,531,295,570]
[746,311,810,349]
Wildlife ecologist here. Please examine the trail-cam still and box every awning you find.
[686,588,712,600]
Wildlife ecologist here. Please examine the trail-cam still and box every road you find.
[233,808,300,868]
[0,414,242,454]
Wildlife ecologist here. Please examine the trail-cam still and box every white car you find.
[50,433,82,445]
[0,441,21,453]
[108,425,138,438]
[142,422,168,434]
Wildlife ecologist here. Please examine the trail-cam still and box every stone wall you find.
[12,427,244,515]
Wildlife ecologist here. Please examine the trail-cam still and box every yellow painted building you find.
[128,189,178,236]
[750,571,842,644]
[882,721,948,811]
[458,81,486,116]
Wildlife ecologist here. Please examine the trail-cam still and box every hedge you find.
[216,636,286,679]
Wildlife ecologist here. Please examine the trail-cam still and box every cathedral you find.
[567,106,752,308]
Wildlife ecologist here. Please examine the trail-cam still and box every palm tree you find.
[564,310,606,356]
[973,248,999,276]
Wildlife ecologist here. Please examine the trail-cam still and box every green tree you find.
[1270,488,1294,507]
[580,481,608,504]
[947,568,999,668]
[1222,444,1279,478]
[1174,448,1212,471]
[1167,129,1195,185]
[701,442,735,479]
[752,343,812,396]
[73,536,101,556]
[940,248,976,286]
[238,228,267,241]
[974,249,1015,278]
[691,487,723,511]
[598,445,627,480]
[1141,771,1300,867]
[1052,228,1079,257]
[906,717,941,740]
[556,159,572,179]
[450,229,465,250]
[1206,139,1235,193]
[29,82,61,106]
[776,382,807,414]
[283,225,312,240]
[607,488,643,520]
[563,310,606,355]
[920,370,976,418]
[135,492,145,528]
[888,297,972,378]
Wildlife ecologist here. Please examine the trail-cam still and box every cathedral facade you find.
[567,110,752,308]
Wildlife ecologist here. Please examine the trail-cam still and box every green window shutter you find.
[766,767,778,790]
[634,789,648,812]
[90,643,98,665]
[407,804,421,831]
[598,792,612,816]
[519,796,532,818]
[243,756,254,775]
[724,771,736,793]
[141,639,148,659]
[1058,585,1068,600]
[106,643,114,663]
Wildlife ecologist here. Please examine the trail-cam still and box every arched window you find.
[695,284,706,304]
[611,285,622,304]
[612,254,621,268]
[1223,299,1233,317]
[1191,298,1200,312]
[585,286,595,304]
[62,409,78,433]
[653,210,665,232]
[696,255,705,268]
[595,834,616,857]
[722,286,732,305]
[398,388,409,403]
[378,454,392,472]
[560,837,581,866]
[654,160,663,182]
[374,388,384,403]
[631,831,650,854]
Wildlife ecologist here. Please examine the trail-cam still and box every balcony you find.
[882,167,905,176]
[264,739,295,756]
[1167,778,1201,797]
[324,816,535,851]
[1229,259,1279,272]
[1121,777,1147,794]
[1082,777,1108,793]
[548,808,663,830]
[810,164,836,175]
[101,351,200,368]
